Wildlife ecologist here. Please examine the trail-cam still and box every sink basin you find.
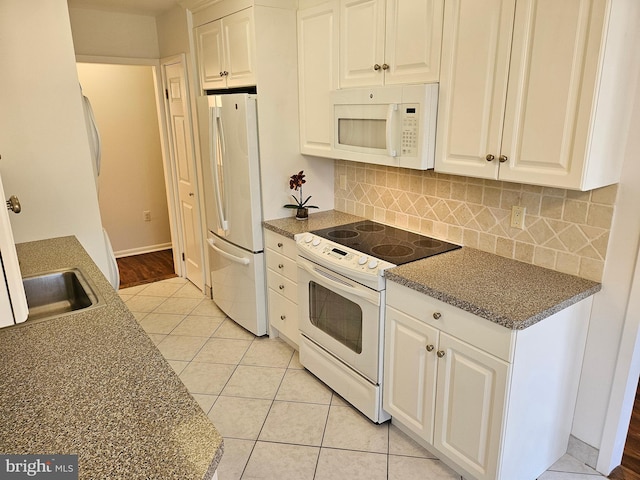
[23,268,102,322]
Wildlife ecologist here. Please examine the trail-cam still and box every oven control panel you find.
[296,233,395,287]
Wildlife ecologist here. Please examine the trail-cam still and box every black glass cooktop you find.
[311,220,461,266]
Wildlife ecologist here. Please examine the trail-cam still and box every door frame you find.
[76,53,205,289]
[160,53,206,290]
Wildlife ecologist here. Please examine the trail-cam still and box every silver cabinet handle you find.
[277,242,283,248]
[486,154,495,162]
[278,264,284,269]
[373,63,381,71]
[382,63,389,70]
[499,155,508,163]
[426,344,434,352]
[433,312,441,320]
[280,315,286,320]
[6,195,21,214]
[279,284,285,290]
[437,350,446,358]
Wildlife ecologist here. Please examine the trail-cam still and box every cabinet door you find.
[298,1,339,157]
[434,0,515,179]
[196,20,227,90]
[434,333,509,480]
[498,0,607,189]
[383,0,444,85]
[383,306,439,440]
[222,9,256,88]
[339,0,386,87]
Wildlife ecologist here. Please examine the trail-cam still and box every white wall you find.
[157,5,191,59]
[76,63,171,256]
[68,7,159,59]
[0,0,109,277]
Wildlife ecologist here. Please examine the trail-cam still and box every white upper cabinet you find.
[435,0,640,191]
[339,0,444,87]
[297,1,339,157]
[195,8,256,90]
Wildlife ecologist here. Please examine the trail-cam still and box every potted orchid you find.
[284,170,318,220]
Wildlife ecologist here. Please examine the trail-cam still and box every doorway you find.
[76,60,204,291]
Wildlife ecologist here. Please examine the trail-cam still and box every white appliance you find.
[81,86,120,291]
[296,220,460,424]
[0,172,28,328]
[197,93,267,336]
[331,84,438,169]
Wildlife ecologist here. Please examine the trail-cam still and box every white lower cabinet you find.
[264,229,299,347]
[384,281,593,480]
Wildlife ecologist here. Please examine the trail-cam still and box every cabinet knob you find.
[485,154,495,162]
[280,315,286,320]
[277,242,283,248]
[219,71,224,77]
[426,344,435,352]
[373,63,381,71]
[437,350,446,358]
[499,155,508,163]
[279,284,285,290]
[382,63,389,70]
[278,263,284,269]
[433,312,441,320]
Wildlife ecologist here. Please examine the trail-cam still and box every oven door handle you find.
[299,260,380,306]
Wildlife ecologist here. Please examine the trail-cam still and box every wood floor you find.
[610,380,640,480]
[116,249,176,289]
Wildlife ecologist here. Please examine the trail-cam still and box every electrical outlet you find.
[143,210,151,222]
[511,206,526,229]
[339,174,347,190]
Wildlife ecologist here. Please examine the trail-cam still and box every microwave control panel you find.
[400,104,419,157]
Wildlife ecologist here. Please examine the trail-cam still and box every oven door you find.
[297,256,383,383]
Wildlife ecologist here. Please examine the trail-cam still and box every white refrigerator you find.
[197,93,267,336]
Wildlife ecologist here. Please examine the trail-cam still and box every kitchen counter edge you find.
[1,236,223,480]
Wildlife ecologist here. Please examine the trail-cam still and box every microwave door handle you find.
[210,105,229,232]
[299,261,380,306]
[386,103,399,158]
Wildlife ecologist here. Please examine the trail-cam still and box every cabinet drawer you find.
[266,249,297,283]
[264,229,298,259]
[267,268,298,304]
[386,281,515,362]
[268,288,299,345]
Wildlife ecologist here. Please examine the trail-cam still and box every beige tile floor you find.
[120,277,609,480]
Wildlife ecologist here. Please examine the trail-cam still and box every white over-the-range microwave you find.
[331,83,438,170]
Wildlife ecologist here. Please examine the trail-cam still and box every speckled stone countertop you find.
[263,209,364,239]
[263,211,601,330]
[0,236,223,479]
[386,247,601,330]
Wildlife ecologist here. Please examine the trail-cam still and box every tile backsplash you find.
[334,160,617,282]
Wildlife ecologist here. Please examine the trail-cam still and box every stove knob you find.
[368,259,378,269]
[358,255,368,265]
[304,235,313,243]
[312,238,321,247]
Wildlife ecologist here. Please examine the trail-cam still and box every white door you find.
[163,60,204,291]
[434,332,509,480]
[383,305,439,440]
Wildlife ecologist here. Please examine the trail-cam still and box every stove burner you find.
[371,244,414,258]
[413,238,443,249]
[355,223,385,232]
[328,230,359,239]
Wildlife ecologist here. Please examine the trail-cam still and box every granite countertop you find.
[263,209,364,239]
[263,210,601,330]
[385,248,601,330]
[0,236,222,479]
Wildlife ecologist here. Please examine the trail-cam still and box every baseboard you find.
[114,243,173,258]
[568,434,599,469]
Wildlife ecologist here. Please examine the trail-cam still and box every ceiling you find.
[67,0,180,17]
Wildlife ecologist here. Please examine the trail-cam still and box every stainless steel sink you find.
[23,268,102,322]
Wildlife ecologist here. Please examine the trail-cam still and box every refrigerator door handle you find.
[207,238,250,265]
[209,105,229,232]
